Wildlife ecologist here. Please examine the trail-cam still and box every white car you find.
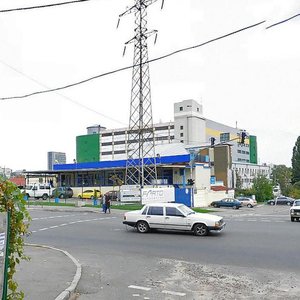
[123,202,226,236]
[290,200,300,222]
[236,197,257,208]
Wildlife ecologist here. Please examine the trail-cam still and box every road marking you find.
[31,214,80,221]
[128,285,151,291]
[31,217,117,233]
[261,220,271,222]
[162,290,186,297]
[247,219,257,222]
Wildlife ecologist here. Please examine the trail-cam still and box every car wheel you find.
[59,194,64,199]
[42,194,48,200]
[287,202,291,206]
[193,223,208,236]
[232,205,237,209]
[213,203,218,208]
[291,217,295,222]
[136,221,149,233]
[78,195,82,199]
[270,201,275,205]
[247,204,253,208]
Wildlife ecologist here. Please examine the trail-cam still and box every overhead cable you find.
[0,20,265,101]
[266,13,300,29]
[0,0,93,13]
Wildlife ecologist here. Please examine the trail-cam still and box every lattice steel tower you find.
[119,0,162,187]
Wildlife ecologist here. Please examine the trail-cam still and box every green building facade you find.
[76,134,100,163]
[249,135,258,164]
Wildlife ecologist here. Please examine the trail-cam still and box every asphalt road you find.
[24,205,300,299]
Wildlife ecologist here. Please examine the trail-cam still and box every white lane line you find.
[32,217,116,233]
[261,220,271,222]
[275,220,285,223]
[247,219,257,222]
[162,290,186,297]
[128,285,151,291]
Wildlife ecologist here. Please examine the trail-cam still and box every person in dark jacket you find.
[105,197,111,214]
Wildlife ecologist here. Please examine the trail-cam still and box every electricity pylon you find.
[119,0,163,187]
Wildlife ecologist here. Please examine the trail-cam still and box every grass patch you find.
[111,204,143,210]
[26,201,75,207]
[192,207,213,213]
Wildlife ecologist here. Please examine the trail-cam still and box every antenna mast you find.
[119,0,162,187]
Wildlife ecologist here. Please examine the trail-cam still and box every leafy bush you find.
[0,177,31,299]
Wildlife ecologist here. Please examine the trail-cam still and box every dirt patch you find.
[149,259,300,300]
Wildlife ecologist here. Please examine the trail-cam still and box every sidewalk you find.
[15,244,80,300]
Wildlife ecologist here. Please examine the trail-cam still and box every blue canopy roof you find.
[53,154,191,171]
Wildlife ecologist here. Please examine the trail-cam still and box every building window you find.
[180,133,184,137]
[180,125,183,130]
[180,140,184,143]
[179,106,183,111]
[220,132,230,142]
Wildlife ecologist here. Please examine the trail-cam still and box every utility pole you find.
[118,0,163,189]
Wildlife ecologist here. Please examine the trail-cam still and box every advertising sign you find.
[141,187,175,205]
[120,185,141,202]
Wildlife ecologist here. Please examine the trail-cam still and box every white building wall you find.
[194,164,211,190]
[174,99,206,145]
[194,189,234,207]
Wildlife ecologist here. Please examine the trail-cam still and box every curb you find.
[25,243,82,300]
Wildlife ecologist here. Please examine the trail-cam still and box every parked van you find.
[25,183,53,200]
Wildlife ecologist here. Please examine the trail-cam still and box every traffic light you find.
[241,131,247,144]
[210,137,216,146]
[187,179,195,185]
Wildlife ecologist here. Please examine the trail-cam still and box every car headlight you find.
[215,221,221,227]
[291,209,294,214]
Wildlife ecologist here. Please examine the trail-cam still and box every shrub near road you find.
[0,177,31,300]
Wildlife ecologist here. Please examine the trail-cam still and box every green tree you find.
[292,136,300,184]
[271,164,292,196]
[252,174,273,201]
[289,181,300,199]
[0,177,31,299]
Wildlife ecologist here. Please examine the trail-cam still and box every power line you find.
[0,57,247,144]
[266,13,300,29]
[0,0,93,13]
[0,59,125,125]
[0,20,265,101]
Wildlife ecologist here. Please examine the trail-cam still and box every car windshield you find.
[179,205,195,215]
[294,201,300,206]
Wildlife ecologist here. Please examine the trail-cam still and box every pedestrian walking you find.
[105,197,111,214]
[102,194,106,213]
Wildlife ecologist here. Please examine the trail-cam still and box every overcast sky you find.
[0,0,299,171]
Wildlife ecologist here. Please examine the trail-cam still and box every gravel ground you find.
[146,259,300,300]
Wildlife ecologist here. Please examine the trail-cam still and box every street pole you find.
[2,210,10,300]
